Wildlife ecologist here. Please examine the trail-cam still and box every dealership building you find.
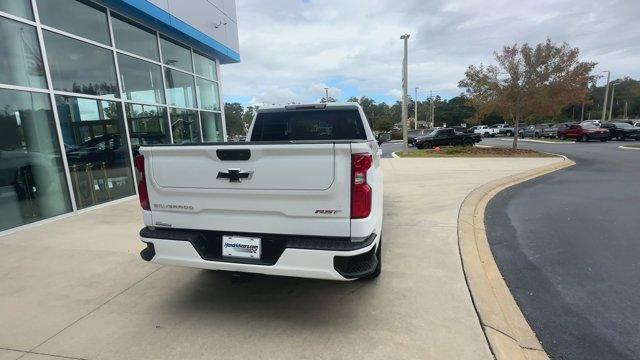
[0,0,240,233]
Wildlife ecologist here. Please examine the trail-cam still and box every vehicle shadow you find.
[157,269,379,329]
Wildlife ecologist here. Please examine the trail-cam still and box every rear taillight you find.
[351,153,372,219]
[134,154,150,210]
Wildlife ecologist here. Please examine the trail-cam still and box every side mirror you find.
[377,133,392,145]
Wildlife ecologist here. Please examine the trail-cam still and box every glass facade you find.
[0,17,47,89]
[0,0,34,20]
[160,36,192,72]
[170,108,201,144]
[164,68,197,108]
[118,54,164,104]
[37,0,110,45]
[0,0,226,232]
[201,111,224,142]
[111,14,159,61]
[0,89,72,231]
[44,31,119,97]
[126,104,170,155]
[56,96,134,209]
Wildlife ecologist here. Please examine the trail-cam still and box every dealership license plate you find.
[222,235,261,259]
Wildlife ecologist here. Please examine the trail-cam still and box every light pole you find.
[400,33,410,152]
[414,87,418,130]
[324,87,329,102]
[430,90,435,128]
[601,70,610,122]
[608,83,617,121]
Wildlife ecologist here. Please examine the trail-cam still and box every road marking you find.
[618,145,640,151]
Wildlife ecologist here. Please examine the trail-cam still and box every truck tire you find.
[506,131,513,137]
[483,132,489,138]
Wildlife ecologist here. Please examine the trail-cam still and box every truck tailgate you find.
[140,143,353,237]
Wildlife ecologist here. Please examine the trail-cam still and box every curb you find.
[499,138,575,144]
[458,155,575,360]
[619,145,640,151]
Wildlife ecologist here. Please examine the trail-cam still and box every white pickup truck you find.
[136,103,383,280]
[472,125,499,137]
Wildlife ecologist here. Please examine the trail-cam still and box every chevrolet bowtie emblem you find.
[217,169,253,183]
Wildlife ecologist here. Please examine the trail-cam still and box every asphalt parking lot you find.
[482,137,640,359]
[1,157,564,360]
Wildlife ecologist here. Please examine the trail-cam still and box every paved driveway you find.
[0,157,560,360]
[483,138,640,359]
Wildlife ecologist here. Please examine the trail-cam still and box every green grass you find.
[397,146,556,158]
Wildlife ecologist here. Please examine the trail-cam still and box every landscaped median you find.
[457,155,575,360]
[499,138,576,144]
[395,146,555,158]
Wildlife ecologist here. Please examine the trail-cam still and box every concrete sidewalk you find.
[0,157,561,360]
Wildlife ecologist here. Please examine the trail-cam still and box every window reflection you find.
[111,14,159,61]
[196,77,220,111]
[44,31,119,98]
[164,68,196,108]
[125,104,170,156]
[200,111,223,142]
[0,17,47,88]
[56,96,134,209]
[170,108,201,144]
[36,0,110,45]
[160,36,192,72]
[118,54,164,104]
[194,52,217,81]
[0,89,72,231]
[0,0,34,20]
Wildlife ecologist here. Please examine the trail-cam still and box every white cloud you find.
[386,89,402,100]
[221,0,640,105]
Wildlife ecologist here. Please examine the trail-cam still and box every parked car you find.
[557,124,609,142]
[519,123,551,138]
[541,124,560,138]
[496,123,526,137]
[600,122,640,141]
[490,124,511,136]
[413,128,482,149]
[408,129,430,146]
[580,120,601,127]
[473,125,499,137]
[136,102,383,281]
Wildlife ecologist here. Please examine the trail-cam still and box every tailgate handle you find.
[217,149,251,161]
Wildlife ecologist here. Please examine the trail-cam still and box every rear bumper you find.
[140,227,378,281]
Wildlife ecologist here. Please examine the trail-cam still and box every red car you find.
[557,124,609,142]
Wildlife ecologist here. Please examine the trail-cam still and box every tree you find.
[320,96,337,103]
[224,102,245,136]
[242,105,259,126]
[459,38,596,148]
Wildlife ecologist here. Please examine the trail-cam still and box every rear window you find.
[250,109,367,141]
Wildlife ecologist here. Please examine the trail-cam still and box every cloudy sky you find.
[221,0,640,106]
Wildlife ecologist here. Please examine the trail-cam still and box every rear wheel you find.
[506,131,513,137]
[581,134,588,142]
[463,138,474,146]
[483,132,489,138]
[559,134,566,140]
[618,134,626,141]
